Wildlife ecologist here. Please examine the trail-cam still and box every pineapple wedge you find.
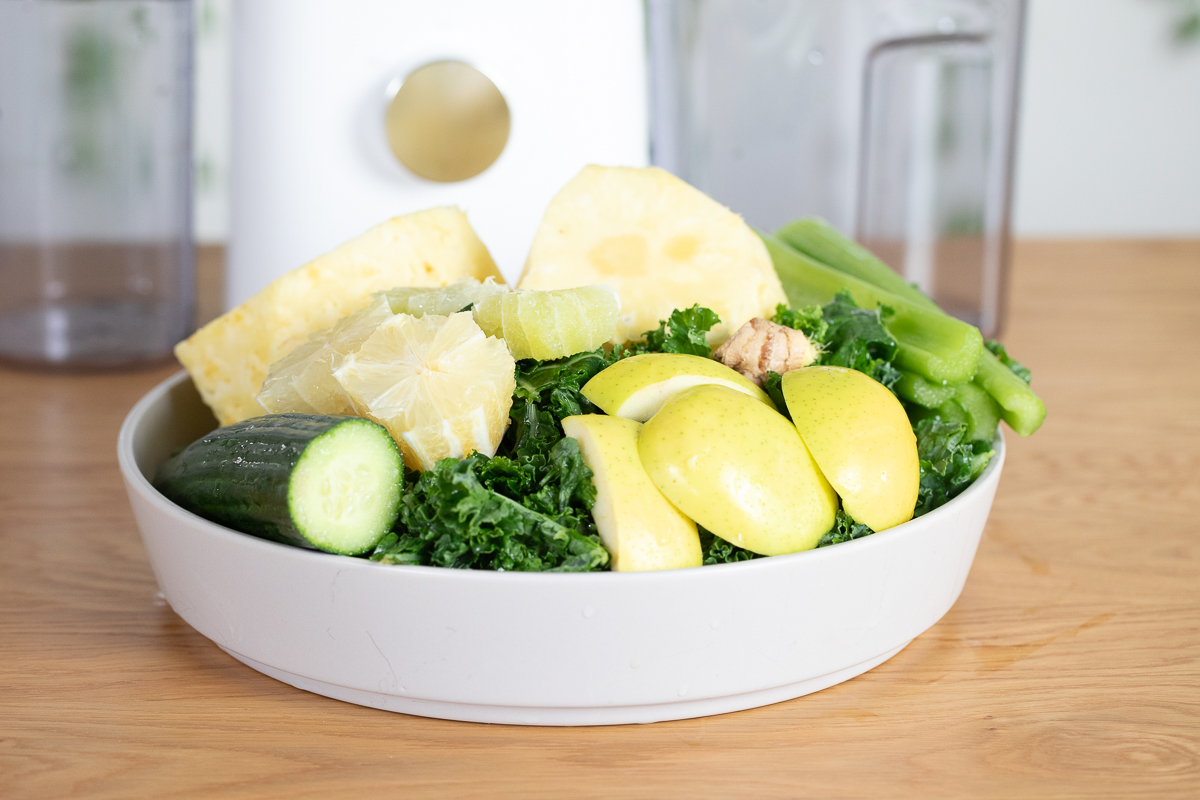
[176,207,503,426]
[518,165,786,345]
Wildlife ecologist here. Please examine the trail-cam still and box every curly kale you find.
[771,291,901,392]
[370,437,608,572]
[816,510,875,548]
[985,340,1032,384]
[913,418,994,517]
[698,527,761,565]
[630,305,722,358]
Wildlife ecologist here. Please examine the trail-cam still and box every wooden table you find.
[2,242,1198,798]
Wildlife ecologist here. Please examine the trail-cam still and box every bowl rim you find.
[118,369,1006,586]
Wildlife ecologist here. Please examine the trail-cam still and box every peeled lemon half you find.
[333,311,516,470]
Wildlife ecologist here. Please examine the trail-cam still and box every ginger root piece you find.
[714,318,820,386]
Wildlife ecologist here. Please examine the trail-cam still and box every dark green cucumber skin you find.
[154,414,378,551]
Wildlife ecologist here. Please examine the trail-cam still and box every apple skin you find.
[582,353,773,423]
[638,384,837,555]
[561,415,701,571]
[782,366,919,532]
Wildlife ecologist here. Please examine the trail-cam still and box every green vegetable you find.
[762,232,983,385]
[154,414,403,555]
[816,510,875,548]
[952,381,1002,442]
[985,340,1032,384]
[770,292,902,390]
[770,303,828,341]
[371,437,609,572]
[763,371,789,419]
[974,349,1047,437]
[630,304,722,358]
[907,381,1000,443]
[771,218,1045,437]
[895,370,956,408]
[775,217,940,310]
[698,526,761,565]
[913,418,994,517]
[504,349,614,459]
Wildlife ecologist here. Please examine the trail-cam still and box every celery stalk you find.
[775,218,941,311]
[772,218,1046,437]
[975,350,1046,436]
[952,381,1002,441]
[762,232,983,386]
[895,370,956,409]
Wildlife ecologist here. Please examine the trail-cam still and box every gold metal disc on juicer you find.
[385,60,510,183]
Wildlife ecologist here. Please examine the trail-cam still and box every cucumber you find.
[154,414,403,555]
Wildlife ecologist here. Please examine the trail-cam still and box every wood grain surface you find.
[1,241,1197,799]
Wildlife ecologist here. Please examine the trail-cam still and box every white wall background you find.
[192,0,1200,243]
[1014,0,1200,237]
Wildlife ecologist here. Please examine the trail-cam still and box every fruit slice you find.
[582,353,774,422]
[384,276,508,317]
[518,165,787,345]
[257,296,394,416]
[782,366,919,532]
[639,385,837,555]
[175,207,503,426]
[258,278,512,417]
[333,312,516,470]
[473,285,620,361]
[561,415,701,572]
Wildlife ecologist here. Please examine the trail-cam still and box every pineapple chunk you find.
[518,166,786,345]
[176,207,503,426]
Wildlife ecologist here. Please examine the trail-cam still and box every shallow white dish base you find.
[119,371,1004,726]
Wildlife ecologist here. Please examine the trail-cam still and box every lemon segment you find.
[473,285,619,361]
[383,276,508,317]
[257,296,394,416]
[333,312,516,470]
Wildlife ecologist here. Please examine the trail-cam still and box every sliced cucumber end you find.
[288,419,403,555]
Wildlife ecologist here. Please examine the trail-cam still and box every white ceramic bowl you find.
[119,371,1004,726]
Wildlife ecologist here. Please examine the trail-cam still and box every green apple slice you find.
[782,366,919,532]
[582,353,774,422]
[561,414,701,571]
[639,385,837,555]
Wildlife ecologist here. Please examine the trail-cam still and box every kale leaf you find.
[698,526,761,565]
[816,291,901,390]
[816,510,875,548]
[913,418,994,517]
[371,349,617,572]
[503,348,616,460]
[763,371,790,420]
[771,291,901,392]
[771,303,828,342]
[370,437,609,572]
[985,340,1032,384]
[632,305,722,358]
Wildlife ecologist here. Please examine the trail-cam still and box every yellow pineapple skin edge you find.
[517,165,787,345]
[175,207,503,426]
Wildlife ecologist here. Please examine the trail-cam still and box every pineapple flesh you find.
[517,165,787,346]
[175,207,503,426]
